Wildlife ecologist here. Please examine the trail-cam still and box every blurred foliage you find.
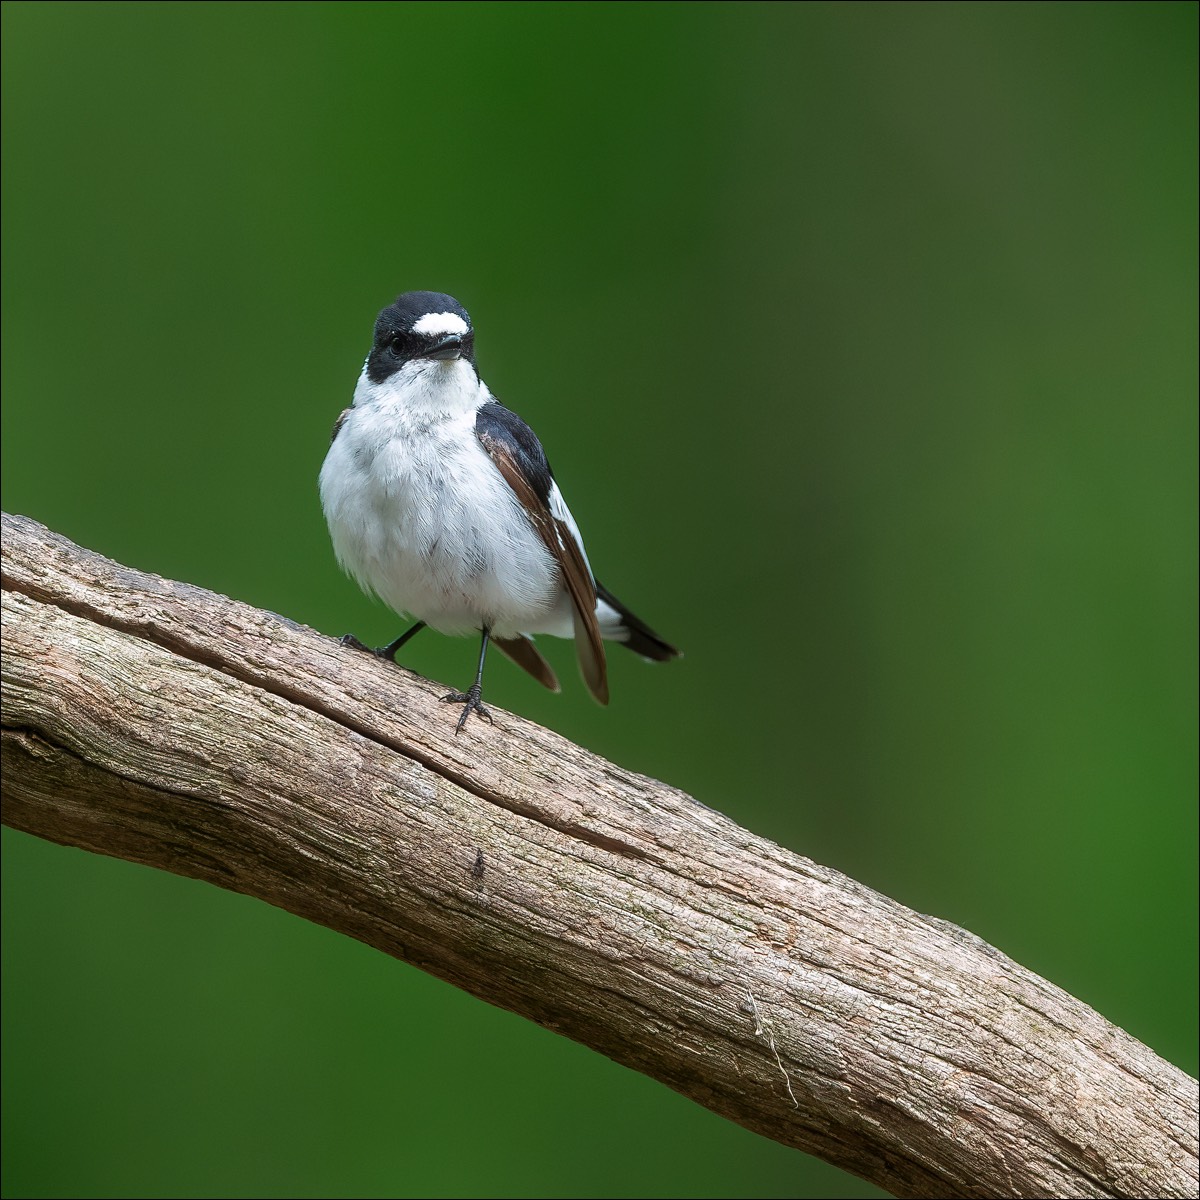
[2,2,1195,1198]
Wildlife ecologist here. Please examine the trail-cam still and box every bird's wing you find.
[475,401,609,704]
[493,635,561,692]
[329,407,352,443]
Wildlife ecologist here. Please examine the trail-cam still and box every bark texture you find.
[2,512,1196,1199]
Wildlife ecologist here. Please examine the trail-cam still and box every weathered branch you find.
[1,512,1195,1199]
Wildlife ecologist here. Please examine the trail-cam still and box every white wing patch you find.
[547,480,594,578]
[412,312,469,337]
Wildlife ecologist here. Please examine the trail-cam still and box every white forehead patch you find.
[412,312,469,337]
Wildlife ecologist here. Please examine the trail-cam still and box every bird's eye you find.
[389,335,406,355]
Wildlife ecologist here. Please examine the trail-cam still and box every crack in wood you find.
[2,568,651,863]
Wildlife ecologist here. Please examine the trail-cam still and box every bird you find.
[319,290,680,732]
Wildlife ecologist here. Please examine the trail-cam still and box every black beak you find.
[424,334,463,361]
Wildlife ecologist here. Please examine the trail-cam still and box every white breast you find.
[319,362,569,639]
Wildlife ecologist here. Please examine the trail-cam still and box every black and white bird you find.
[319,290,679,732]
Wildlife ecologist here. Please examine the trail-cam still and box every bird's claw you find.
[339,634,396,661]
[442,686,492,733]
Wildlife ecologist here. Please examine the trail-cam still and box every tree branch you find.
[2,512,1195,1199]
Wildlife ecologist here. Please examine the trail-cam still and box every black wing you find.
[475,402,608,704]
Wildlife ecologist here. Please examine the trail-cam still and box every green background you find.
[2,3,1195,1198]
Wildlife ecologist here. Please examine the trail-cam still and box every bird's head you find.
[366,291,476,384]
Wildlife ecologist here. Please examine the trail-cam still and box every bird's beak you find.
[424,334,463,361]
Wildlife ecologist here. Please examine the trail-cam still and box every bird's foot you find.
[339,634,397,661]
[442,683,493,734]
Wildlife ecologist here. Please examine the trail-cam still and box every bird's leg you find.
[442,627,494,733]
[340,621,426,660]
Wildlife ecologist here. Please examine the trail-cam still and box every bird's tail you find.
[595,582,681,662]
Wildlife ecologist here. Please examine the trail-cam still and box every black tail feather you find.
[595,582,681,661]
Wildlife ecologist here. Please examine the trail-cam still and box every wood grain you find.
[2,512,1196,1198]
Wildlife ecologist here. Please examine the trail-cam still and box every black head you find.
[366,291,476,384]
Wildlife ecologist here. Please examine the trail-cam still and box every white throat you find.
[354,358,487,421]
